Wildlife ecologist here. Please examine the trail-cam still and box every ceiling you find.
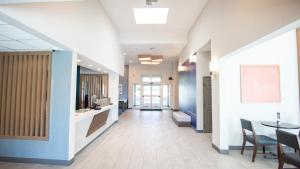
[0,0,81,4]
[100,0,208,65]
[0,19,60,51]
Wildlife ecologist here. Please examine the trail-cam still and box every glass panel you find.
[143,85,151,95]
[163,85,169,107]
[151,76,161,83]
[152,96,160,106]
[152,85,160,96]
[134,85,141,106]
[143,96,151,107]
[142,76,152,83]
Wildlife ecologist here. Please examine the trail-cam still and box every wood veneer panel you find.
[80,75,105,108]
[86,110,109,137]
[0,55,4,135]
[0,55,8,135]
[0,52,51,140]
[5,55,13,135]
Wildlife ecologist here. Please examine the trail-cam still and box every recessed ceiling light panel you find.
[133,8,169,24]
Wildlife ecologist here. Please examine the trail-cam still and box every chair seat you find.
[283,153,300,167]
[246,135,277,145]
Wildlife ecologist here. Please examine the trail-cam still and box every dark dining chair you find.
[276,129,300,169]
[240,119,277,162]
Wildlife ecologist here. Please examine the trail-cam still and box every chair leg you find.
[263,146,266,154]
[241,138,246,155]
[252,145,257,162]
[278,161,284,169]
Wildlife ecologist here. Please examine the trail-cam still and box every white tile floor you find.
[0,110,278,169]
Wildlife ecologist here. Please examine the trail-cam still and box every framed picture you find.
[241,65,281,103]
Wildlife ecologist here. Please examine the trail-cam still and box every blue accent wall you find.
[179,61,197,128]
[0,51,74,160]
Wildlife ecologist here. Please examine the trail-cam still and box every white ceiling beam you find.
[120,32,187,45]
[0,0,83,4]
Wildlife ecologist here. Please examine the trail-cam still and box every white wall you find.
[196,52,210,130]
[171,61,179,110]
[179,0,300,149]
[0,0,124,75]
[220,30,300,148]
[128,63,174,108]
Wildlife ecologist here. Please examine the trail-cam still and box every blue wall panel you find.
[0,51,74,161]
[179,61,197,128]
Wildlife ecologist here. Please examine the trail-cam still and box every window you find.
[133,85,141,107]
[163,85,170,107]
[142,75,162,83]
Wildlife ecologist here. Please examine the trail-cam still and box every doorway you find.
[133,84,171,110]
[142,84,161,110]
[203,76,212,133]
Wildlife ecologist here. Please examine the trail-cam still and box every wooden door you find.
[203,76,212,133]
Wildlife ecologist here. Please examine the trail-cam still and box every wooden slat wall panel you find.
[0,52,52,140]
[79,75,109,108]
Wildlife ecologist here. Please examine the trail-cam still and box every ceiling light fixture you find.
[76,59,82,62]
[88,64,93,67]
[141,61,160,65]
[133,8,169,24]
[146,0,158,6]
[151,59,163,62]
[138,58,151,61]
[138,55,163,65]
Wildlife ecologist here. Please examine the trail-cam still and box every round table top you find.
[261,121,300,129]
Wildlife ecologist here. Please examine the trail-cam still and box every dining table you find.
[261,121,300,161]
[261,121,300,130]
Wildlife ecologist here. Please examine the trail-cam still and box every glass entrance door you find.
[151,85,161,109]
[142,85,162,109]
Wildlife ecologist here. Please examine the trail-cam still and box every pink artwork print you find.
[241,65,281,103]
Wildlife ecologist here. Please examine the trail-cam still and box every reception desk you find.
[75,104,118,153]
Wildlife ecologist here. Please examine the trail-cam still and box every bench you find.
[172,111,191,127]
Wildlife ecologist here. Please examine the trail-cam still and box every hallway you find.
[0,110,277,169]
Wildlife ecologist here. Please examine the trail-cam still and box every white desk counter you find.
[75,104,118,153]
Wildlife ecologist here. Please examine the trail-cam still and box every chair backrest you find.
[276,129,300,150]
[240,119,253,132]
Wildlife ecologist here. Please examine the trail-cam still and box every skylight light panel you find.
[133,8,169,24]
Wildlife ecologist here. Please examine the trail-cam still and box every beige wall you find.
[171,61,179,110]
[181,0,300,64]
[196,51,211,130]
[298,28,300,91]
[0,0,124,74]
[128,63,178,109]
[180,0,300,150]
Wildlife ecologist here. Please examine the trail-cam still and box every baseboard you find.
[212,144,229,154]
[140,109,162,111]
[0,156,74,165]
[229,145,253,150]
[191,127,204,133]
